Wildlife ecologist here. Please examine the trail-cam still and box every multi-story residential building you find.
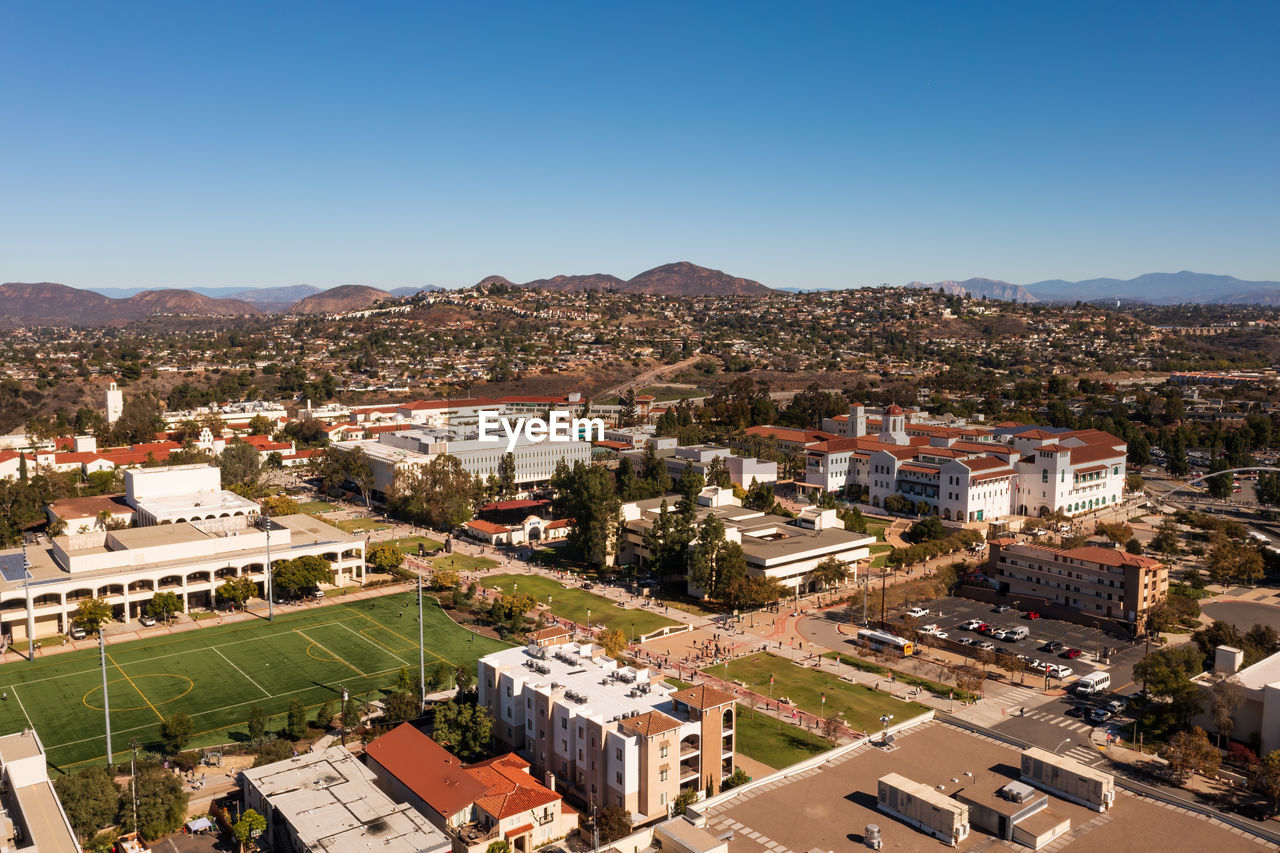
[478,635,736,826]
[986,539,1167,633]
[619,487,873,596]
[0,466,365,640]
[0,729,79,853]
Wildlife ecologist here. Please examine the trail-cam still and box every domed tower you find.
[105,378,124,425]
[879,404,909,445]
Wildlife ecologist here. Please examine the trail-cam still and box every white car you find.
[990,628,1010,641]
[921,623,939,633]
[959,619,982,630]
[1048,664,1074,679]
[930,630,949,640]
[907,607,929,618]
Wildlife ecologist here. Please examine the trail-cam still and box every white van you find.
[1006,626,1029,640]
[1075,671,1111,695]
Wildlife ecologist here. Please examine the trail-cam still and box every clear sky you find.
[1,1,1276,292]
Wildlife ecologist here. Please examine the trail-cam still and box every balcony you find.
[680,742,699,758]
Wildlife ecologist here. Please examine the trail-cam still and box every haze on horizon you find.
[1,1,1276,293]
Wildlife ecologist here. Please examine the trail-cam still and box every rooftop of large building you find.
[242,745,449,853]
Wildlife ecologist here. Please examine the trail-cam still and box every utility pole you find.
[130,738,140,834]
[21,538,34,661]
[264,510,274,621]
[880,571,887,623]
[100,631,113,766]
[418,576,426,710]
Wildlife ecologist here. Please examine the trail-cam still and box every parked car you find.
[976,641,996,651]
[930,630,948,640]
[907,607,930,618]
[68,624,87,640]
[1025,611,1040,620]
[1066,705,1087,718]
[1045,641,1066,653]
[995,605,1012,613]
[978,624,995,635]
[1048,665,1073,679]
[1062,648,1083,659]
[1106,699,1127,714]
[959,619,982,630]
[957,637,976,646]
[138,614,157,627]
[1089,708,1112,725]
[922,623,940,633]
[990,628,1010,640]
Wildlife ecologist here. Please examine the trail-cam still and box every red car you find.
[1025,611,1040,620]
[977,624,993,634]
[1062,648,1082,659]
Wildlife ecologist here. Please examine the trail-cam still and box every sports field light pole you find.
[264,509,274,622]
[100,631,113,766]
[21,538,35,661]
[418,576,426,711]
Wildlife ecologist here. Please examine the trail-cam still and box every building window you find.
[660,769,669,782]
[616,747,623,760]
[659,745,668,758]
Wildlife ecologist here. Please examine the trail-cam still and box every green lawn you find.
[298,500,339,514]
[431,554,499,573]
[335,517,391,533]
[735,704,833,769]
[0,593,510,771]
[485,574,678,636]
[705,653,929,733]
[387,536,445,556]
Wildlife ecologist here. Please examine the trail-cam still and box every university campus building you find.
[478,629,737,826]
[0,465,366,642]
[618,486,874,596]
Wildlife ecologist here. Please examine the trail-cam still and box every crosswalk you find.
[1019,707,1094,733]
[1062,744,1102,765]
[988,684,1042,708]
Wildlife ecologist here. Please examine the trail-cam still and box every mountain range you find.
[0,282,260,326]
[907,271,1280,305]
[482,261,773,296]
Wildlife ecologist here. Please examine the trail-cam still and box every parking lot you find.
[890,596,1138,679]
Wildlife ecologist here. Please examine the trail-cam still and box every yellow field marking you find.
[305,642,338,663]
[294,629,365,677]
[82,674,195,712]
[105,653,165,721]
[353,611,452,665]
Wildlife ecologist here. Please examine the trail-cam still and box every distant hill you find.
[482,261,773,297]
[288,285,393,315]
[1025,271,1280,305]
[0,281,259,326]
[388,285,445,297]
[906,278,1037,303]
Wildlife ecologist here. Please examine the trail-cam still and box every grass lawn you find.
[335,518,391,533]
[705,652,930,733]
[298,500,339,514]
[387,535,445,556]
[734,704,832,769]
[0,593,510,771]
[485,574,678,636]
[431,554,499,573]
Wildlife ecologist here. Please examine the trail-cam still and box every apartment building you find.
[987,539,1167,632]
[478,641,736,826]
[0,466,365,640]
[619,486,873,596]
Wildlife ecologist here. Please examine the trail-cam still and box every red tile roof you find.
[618,710,682,736]
[672,683,736,710]
[467,754,560,820]
[466,519,511,534]
[364,724,489,818]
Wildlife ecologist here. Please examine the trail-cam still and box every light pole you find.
[263,509,274,621]
[1053,737,1071,754]
[586,608,591,632]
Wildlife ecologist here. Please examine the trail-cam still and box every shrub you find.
[1228,742,1259,768]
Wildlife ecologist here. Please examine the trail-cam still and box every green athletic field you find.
[0,592,510,772]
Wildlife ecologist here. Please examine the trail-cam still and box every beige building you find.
[0,467,365,641]
[478,641,737,826]
[986,539,1167,635]
[0,730,79,853]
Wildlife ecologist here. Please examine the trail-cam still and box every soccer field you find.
[485,574,679,636]
[0,591,510,771]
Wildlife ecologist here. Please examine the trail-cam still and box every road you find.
[598,356,703,399]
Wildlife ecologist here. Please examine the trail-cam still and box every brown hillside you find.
[288,285,393,315]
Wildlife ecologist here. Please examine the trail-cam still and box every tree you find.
[497,453,517,499]
[672,788,700,815]
[550,460,622,567]
[216,576,257,609]
[723,574,785,610]
[367,543,406,575]
[595,805,632,844]
[811,556,850,590]
[262,494,300,516]
[388,455,477,531]
[273,555,332,598]
[344,445,376,508]
[1257,750,1280,811]
[159,712,194,753]
[1209,676,1245,747]
[432,698,493,760]
[73,597,113,635]
[1207,533,1264,586]
[54,766,121,841]
[247,414,275,435]
[342,696,362,730]
[1159,726,1220,784]
[687,514,747,600]
[1133,646,1204,724]
[906,516,946,543]
[1150,518,1181,556]
[486,841,512,853]
[286,697,309,740]
[232,808,267,853]
[146,591,182,623]
[121,765,189,841]
[218,441,262,492]
[598,627,628,658]
[247,705,268,744]
[314,699,338,730]
[385,691,420,723]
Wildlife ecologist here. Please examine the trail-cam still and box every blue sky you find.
[1,1,1276,291]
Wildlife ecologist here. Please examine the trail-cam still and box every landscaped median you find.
[820,650,980,702]
[485,574,678,636]
[703,652,931,734]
